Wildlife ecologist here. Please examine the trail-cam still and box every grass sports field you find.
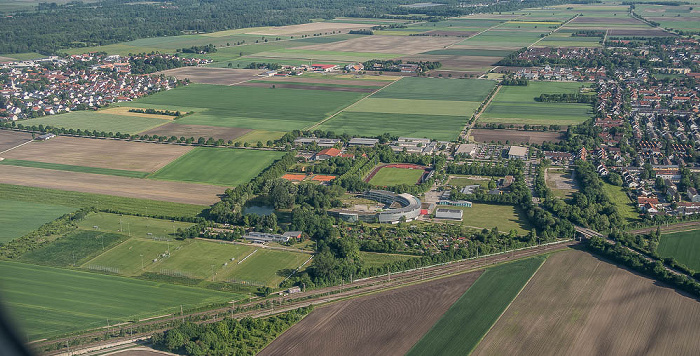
[0,184,206,218]
[150,147,283,186]
[481,82,593,125]
[602,183,639,223]
[320,78,495,140]
[407,256,545,355]
[369,167,424,186]
[658,229,700,271]
[76,212,193,239]
[21,111,170,134]
[0,261,238,340]
[128,84,365,131]
[0,200,74,244]
[455,203,533,235]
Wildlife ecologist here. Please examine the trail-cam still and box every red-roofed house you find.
[311,64,338,72]
[314,147,342,160]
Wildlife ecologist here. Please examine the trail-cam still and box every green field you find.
[150,147,283,186]
[458,30,549,48]
[347,98,480,117]
[407,256,545,355]
[0,184,206,218]
[233,130,287,145]
[20,230,127,267]
[658,229,700,271]
[0,261,237,340]
[0,159,148,178]
[448,176,492,188]
[422,49,515,57]
[0,200,74,244]
[602,183,639,223]
[373,77,495,101]
[21,111,170,134]
[76,212,194,239]
[369,167,424,186]
[456,203,533,235]
[218,249,311,286]
[127,84,364,131]
[359,251,417,267]
[255,48,403,61]
[481,82,593,125]
[319,112,467,141]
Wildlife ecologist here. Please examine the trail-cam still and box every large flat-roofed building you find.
[455,143,477,156]
[293,137,341,147]
[349,137,379,146]
[508,146,528,160]
[435,208,463,220]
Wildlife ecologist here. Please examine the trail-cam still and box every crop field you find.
[21,111,170,135]
[657,229,700,271]
[0,183,208,218]
[20,230,128,267]
[458,29,549,49]
[0,261,237,340]
[319,111,466,141]
[602,183,639,223]
[233,130,287,145]
[0,165,224,205]
[473,249,700,355]
[1,136,192,173]
[453,203,533,235]
[637,5,700,32]
[150,147,283,186]
[368,167,425,186]
[156,67,260,85]
[140,123,253,142]
[293,35,461,55]
[471,128,564,144]
[253,48,402,62]
[347,98,480,116]
[128,84,365,131]
[0,159,147,178]
[0,199,74,244]
[407,257,545,356]
[0,130,32,152]
[480,82,593,125]
[259,270,483,356]
[373,77,495,101]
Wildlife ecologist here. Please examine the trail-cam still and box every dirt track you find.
[0,165,223,205]
[259,271,482,356]
[2,136,192,172]
[473,249,700,356]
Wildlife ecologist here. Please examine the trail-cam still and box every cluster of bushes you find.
[245,62,282,70]
[128,108,181,117]
[536,93,595,103]
[179,44,216,54]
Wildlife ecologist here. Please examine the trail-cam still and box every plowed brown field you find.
[2,136,192,172]
[472,249,700,356]
[0,130,32,152]
[259,270,483,356]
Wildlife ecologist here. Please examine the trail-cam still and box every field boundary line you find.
[0,139,33,155]
[304,76,403,130]
[463,84,501,142]
[469,256,547,354]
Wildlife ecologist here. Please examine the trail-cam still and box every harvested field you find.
[472,129,563,144]
[0,165,223,205]
[296,36,461,55]
[472,249,700,356]
[246,22,372,36]
[140,123,252,141]
[155,67,260,85]
[258,270,483,356]
[96,107,175,119]
[2,136,192,172]
[239,81,376,92]
[0,130,32,152]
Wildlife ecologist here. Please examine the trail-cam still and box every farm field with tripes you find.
[0,199,74,244]
[0,261,238,340]
[368,167,424,186]
[0,159,148,178]
[259,270,483,356]
[21,111,170,135]
[407,256,545,356]
[472,249,700,355]
[150,147,284,186]
[657,229,700,271]
[481,81,593,125]
[319,112,468,141]
[373,77,495,101]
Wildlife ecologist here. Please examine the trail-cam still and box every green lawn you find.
[129,84,365,131]
[150,147,283,186]
[219,249,311,286]
[457,203,533,235]
[373,77,496,102]
[359,251,417,268]
[448,176,492,188]
[0,159,148,178]
[602,183,639,223]
[369,167,425,186]
[0,200,74,244]
[0,261,238,340]
[21,111,170,135]
[406,256,545,356]
[0,184,206,218]
[76,212,194,239]
[481,82,593,125]
[19,230,127,267]
[658,229,700,271]
[319,112,466,141]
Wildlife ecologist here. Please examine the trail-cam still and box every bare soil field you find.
[608,29,674,37]
[472,249,700,356]
[0,165,223,205]
[239,82,376,92]
[0,130,32,152]
[247,22,372,36]
[141,123,252,141]
[97,107,176,119]
[2,136,192,172]
[259,270,483,356]
[472,129,563,144]
[297,36,461,55]
[155,67,260,85]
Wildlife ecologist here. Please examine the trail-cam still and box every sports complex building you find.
[332,189,422,224]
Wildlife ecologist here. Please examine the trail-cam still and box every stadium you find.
[332,189,422,224]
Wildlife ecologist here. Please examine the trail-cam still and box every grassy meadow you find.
[0,200,74,244]
[658,229,700,271]
[454,203,533,235]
